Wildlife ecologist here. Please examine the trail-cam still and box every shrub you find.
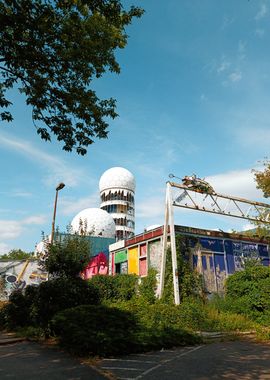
[90,274,138,302]
[52,302,200,356]
[2,277,100,332]
[52,305,139,356]
[30,277,100,330]
[138,268,157,304]
[112,299,202,347]
[225,265,270,323]
[1,287,39,329]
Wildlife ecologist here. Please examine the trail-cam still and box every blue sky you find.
[1,0,270,254]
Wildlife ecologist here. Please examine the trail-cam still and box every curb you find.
[0,333,26,346]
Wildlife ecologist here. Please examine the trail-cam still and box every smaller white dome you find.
[34,235,51,256]
[145,224,162,232]
[35,241,46,255]
[71,208,116,238]
[99,167,135,192]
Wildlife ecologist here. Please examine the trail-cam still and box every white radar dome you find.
[145,224,162,232]
[99,167,135,192]
[71,208,116,238]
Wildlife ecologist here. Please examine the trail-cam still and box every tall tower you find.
[99,167,135,240]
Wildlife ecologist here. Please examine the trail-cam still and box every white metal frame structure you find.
[157,181,270,305]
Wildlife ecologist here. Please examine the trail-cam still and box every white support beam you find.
[159,182,180,304]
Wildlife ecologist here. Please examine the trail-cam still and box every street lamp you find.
[51,182,65,244]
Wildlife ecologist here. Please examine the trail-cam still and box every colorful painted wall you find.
[109,226,270,295]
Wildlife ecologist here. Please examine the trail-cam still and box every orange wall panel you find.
[128,247,139,274]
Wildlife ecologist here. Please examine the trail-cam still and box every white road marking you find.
[134,345,203,379]
[103,358,155,363]
[101,367,141,371]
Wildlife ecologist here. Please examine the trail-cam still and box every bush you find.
[224,265,270,323]
[2,277,100,332]
[52,302,200,356]
[52,305,139,356]
[112,299,202,348]
[90,274,138,302]
[138,268,157,304]
[30,277,100,330]
[1,287,38,329]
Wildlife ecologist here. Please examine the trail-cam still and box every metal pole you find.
[51,189,59,244]
[51,182,65,244]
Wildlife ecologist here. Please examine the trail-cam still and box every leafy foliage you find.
[1,277,100,331]
[52,300,201,356]
[0,249,34,260]
[253,159,270,198]
[30,277,100,330]
[213,264,270,325]
[0,0,144,154]
[252,159,270,238]
[1,288,35,328]
[44,233,90,277]
[138,268,157,304]
[162,235,203,303]
[90,273,138,302]
[52,305,139,356]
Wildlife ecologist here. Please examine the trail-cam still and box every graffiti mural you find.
[0,260,48,300]
[81,252,109,280]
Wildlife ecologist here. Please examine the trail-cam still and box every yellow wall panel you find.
[128,247,139,274]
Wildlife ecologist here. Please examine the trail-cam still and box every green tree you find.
[44,233,90,277]
[0,0,144,155]
[254,159,270,198]
[252,160,270,239]
[0,249,34,260]
[225,264,270,323]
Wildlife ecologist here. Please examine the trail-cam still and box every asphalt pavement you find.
[99,340,270,379]
[0,338,108,379]
[1,332,270,379]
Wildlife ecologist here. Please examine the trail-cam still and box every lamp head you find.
[56,182,65,191]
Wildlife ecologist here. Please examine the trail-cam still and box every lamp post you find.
[51,182,65,244]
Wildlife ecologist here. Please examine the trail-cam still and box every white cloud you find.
[0,215,46,240]
[221,15,234,30]
[0,243,11,255]
[255,28,265,37]
[23,215,47,225]
[228,71,242,82]
[242,223,254,231]
[255,4,267,20]
[59,193,100,217]
[0,220,22,239]
[238,40,246,60]
[217,59,230,73]
[234,127,270,149]
[200,93,207,102]
[12,191,33,198]
[206,169,261,199]
[0,190,33,198]
[0,134,86,187]
[136,196,165,219]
